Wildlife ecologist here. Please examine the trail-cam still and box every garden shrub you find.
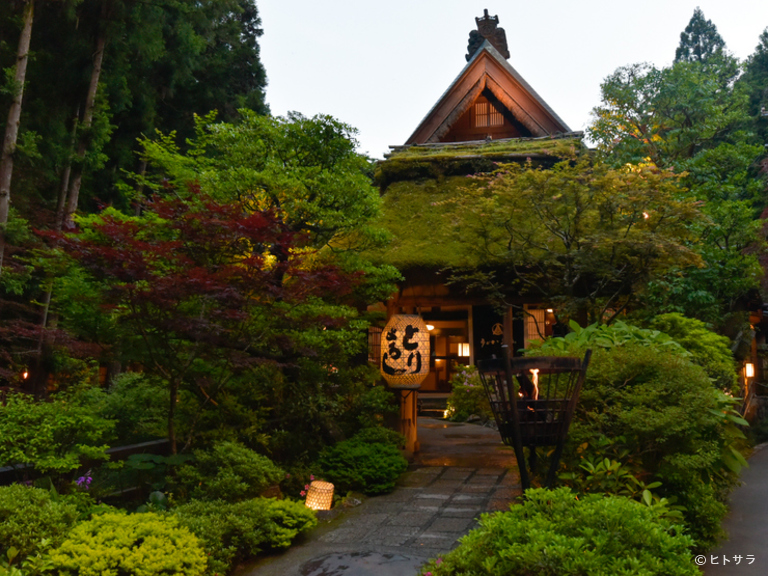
[46,511,207,576]
[533,335,742,550]
[649,313,737,392]
[173,498,317,575]
[318,433,408,495]
[94,372,168,444]
[419,487,698,576]
[349,426,405,449]
[0,391,114,476]
[172,441,283,502]
[445,365,492,422]
[0,485,78,559]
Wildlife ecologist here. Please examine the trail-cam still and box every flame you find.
[530,369,540,400]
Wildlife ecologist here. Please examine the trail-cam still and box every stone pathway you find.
[241,419,521,576]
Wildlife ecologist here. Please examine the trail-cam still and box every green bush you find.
[445,365,492,422]
[350,426,405,449]
[419,488,698,576]
[318,434,408,495]
[46,511,207,576]
[533,334,741,550]
[0,391,114,476]
[649,313,738,392]
[173,498,316,575]
[0,485,78,559]
[95,373,168,444]
[172,441,283,502]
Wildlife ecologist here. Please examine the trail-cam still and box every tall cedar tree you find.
[675,7,726,63]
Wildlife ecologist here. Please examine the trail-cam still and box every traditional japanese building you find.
[371,10,583,396]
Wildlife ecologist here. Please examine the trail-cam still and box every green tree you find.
[674,7,726,63]
[739,28,768,142]
[448,157,702,324]
[590,51,766,324]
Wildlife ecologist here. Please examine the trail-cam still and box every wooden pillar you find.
[398,388,420,455]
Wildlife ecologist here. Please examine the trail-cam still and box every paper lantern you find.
[458,342,470,357]
[745,362,755,379]
[305,480,334,510]
[380,314,430,387]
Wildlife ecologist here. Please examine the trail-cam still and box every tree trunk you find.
[0,0,34,273]
[168,380,178,454]
[55,106,80,231]
[63,21,106,228]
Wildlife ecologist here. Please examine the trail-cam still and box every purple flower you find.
[310,474,315,481]
[76,475,92,489]
[436,558,443,565]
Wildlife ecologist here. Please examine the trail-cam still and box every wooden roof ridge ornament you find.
[404,12,571,146]
[467,9,510,61]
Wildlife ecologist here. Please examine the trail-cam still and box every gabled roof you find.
[405,40,570,144]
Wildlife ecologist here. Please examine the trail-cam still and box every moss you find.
[368,136,586,269]
[367,175,486,269]
[375,136,583,188]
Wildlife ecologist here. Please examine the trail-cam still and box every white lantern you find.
[380,314,430,387]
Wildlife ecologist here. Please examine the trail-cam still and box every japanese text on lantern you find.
[380,314,430,387]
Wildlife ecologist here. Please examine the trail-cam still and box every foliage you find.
[172,441,283,503]
[92,372,167,445]
[173,498,317,576]
[446,157,701,323]
[46,511,207,576]
[0,390,114,476]
[541,342,741,549]
[419,488,697,576]
[674,8,726,63]
[589,49,766,323]
[530,319,689,355]
[318,433,408,495]
[0,485,78,560]
[347,384,399,431]
[589,58,746,168]
[739,28,768,141]
[648,313,737,391]
[445,365,492,422]
[348,426,406,450]
[56,193,367,453]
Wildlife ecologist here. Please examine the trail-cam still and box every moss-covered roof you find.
[368,136,584,270]
[375,135,583,190]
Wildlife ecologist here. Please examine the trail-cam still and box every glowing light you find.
[643,211,650,219]
[426,324,435,331]
[530,368,540,400]
[22,371,28,379]
[546,309,554,313]
[745,363,755,379]
[305,481,334,510]
[458,343,470,357]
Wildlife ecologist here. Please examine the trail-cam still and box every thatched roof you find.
[369,135,585,270]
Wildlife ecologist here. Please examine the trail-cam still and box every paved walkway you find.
[240,418,520,576]
[704,443,768,576]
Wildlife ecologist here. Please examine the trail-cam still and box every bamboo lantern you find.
[305,480,334,511]
[380,314,430,388]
